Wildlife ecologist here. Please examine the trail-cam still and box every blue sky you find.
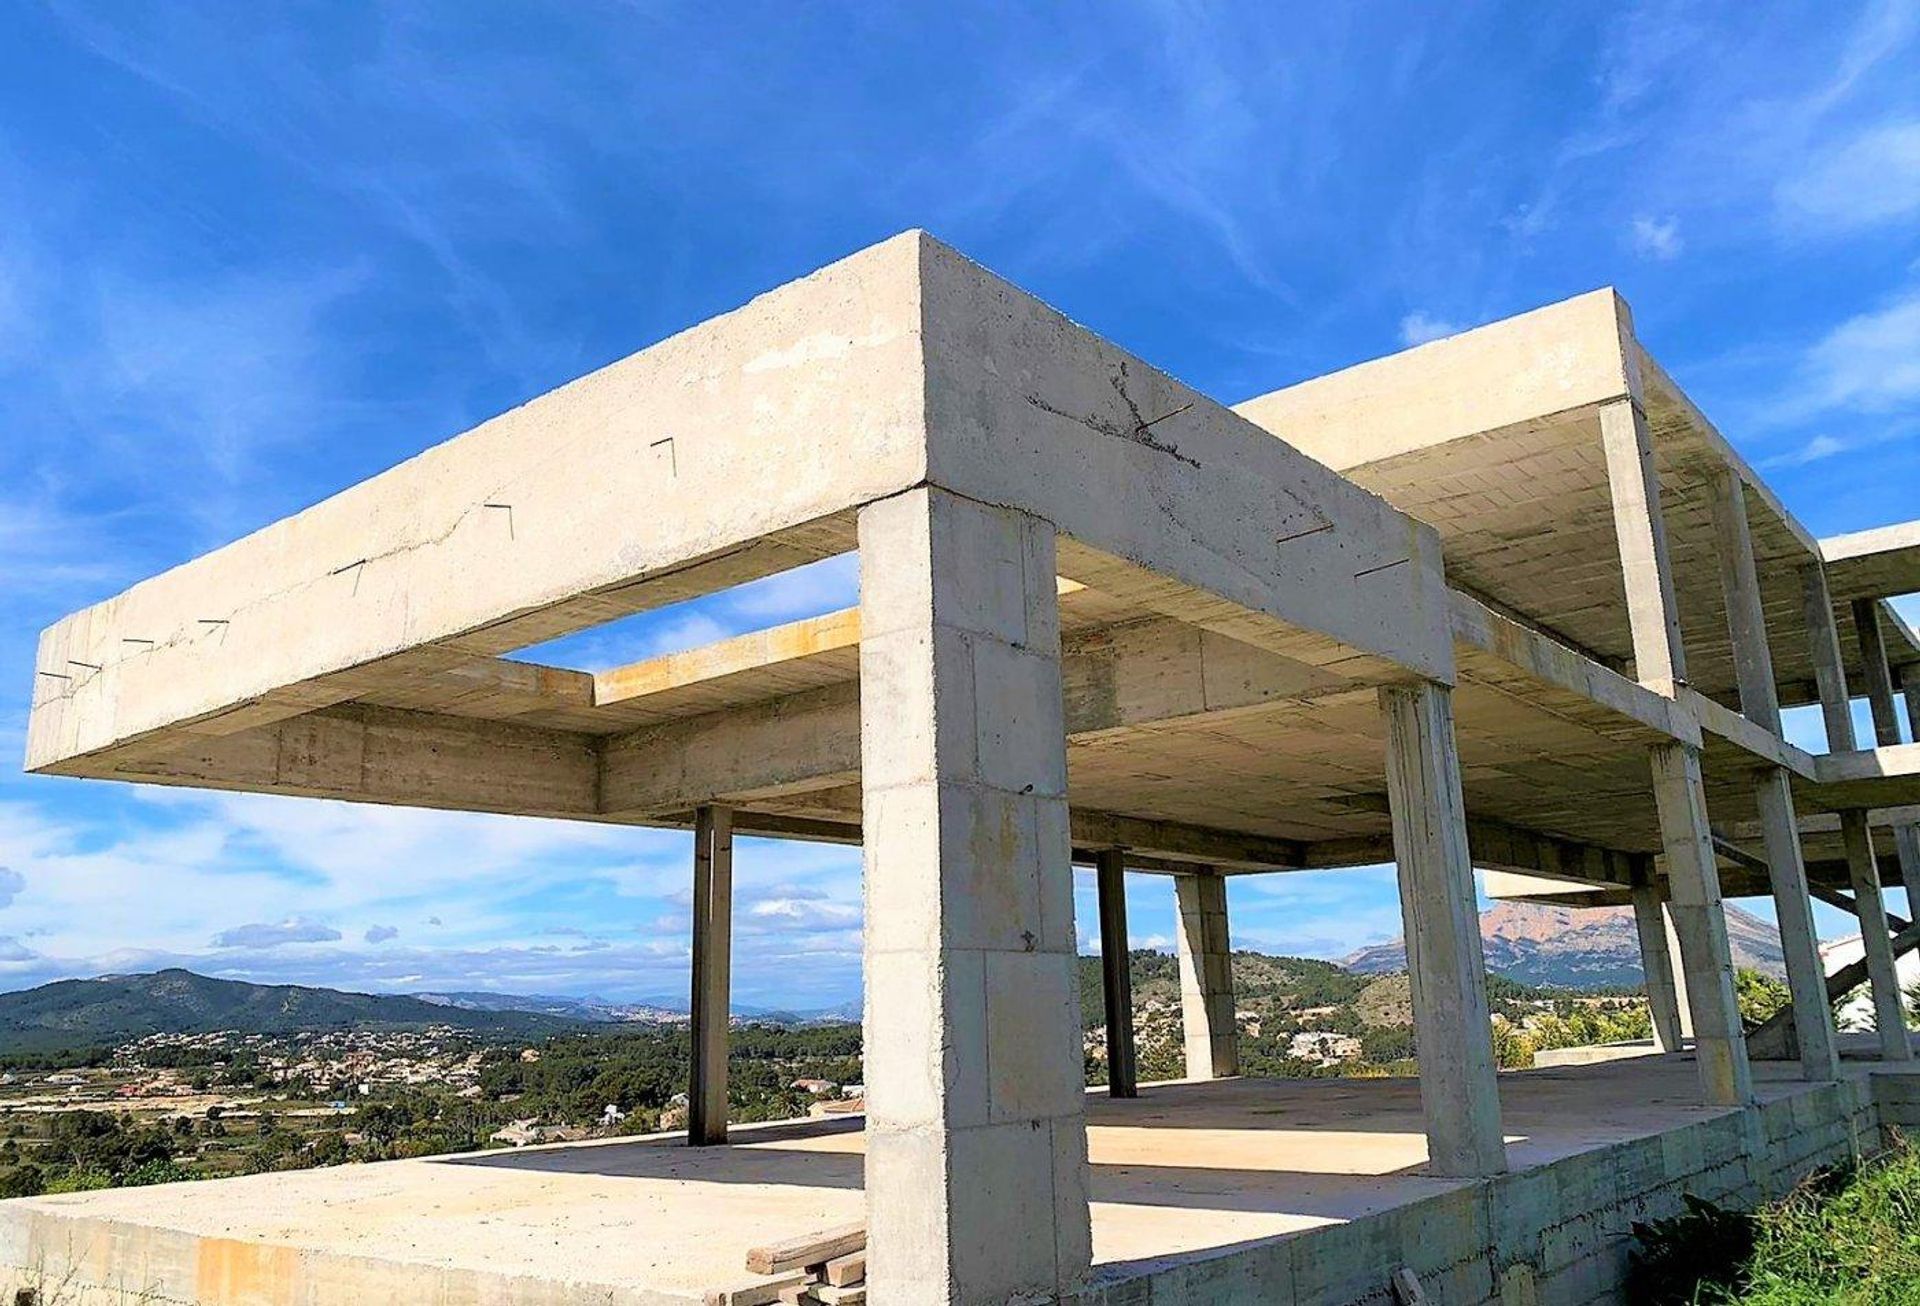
[1,3,1917,1006]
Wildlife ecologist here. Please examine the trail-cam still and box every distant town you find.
[0,920,1815,1201]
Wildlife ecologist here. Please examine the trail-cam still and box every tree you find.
[1734,969,1790,1029]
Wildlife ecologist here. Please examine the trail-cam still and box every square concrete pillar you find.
[1853,599,1906,746]
[1630,883,1685,1054]
[1095,848,1138,1098]
[1752,769,1841,1080]
[857,486,1090,1304]
[1174,872,1238,1079]
[688,803,732,1146]
[1600,398,1687,695]
[1662,900,1696,1041]
[1840,810,1915,1062]
[1379,681,1507,1178]
[1648,742,1754,1106]
[1800,562,1856,752]
[1707,471,1839,1080]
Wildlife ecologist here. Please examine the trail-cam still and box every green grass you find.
[1628,1135,1920,1305]
[1731,1139,1920,1305]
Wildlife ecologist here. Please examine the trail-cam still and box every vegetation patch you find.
[1627,1136,1920,1304]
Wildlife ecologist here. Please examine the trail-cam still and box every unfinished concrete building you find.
[13,232,1920,1304]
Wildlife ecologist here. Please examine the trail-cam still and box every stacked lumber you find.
[703,1224,867,1305]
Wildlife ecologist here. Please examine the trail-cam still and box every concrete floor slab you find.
[0,1055,1851,1304]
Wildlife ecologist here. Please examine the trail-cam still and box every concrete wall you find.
[1070,1070,1916,1306]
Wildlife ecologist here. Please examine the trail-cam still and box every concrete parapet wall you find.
[1074,1072,1906,1306]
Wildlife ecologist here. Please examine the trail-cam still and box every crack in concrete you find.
[1023,360,1202,469]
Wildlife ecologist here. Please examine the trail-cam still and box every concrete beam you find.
[1308,818,1642,889]
[85,704,600,819]
[1822,519,1920,602]
[1648,742,1753,1106]
[1234,288,1637,473]
[857,487,1089,1303]
[916,237,1454,687]
[1448,591,1698,746]
[1174,872,1238,1080]
[688,805,733,1146]
[597,614,1368,829]
[34,232,1454,788]
[1095,849,1138,1099]
[1686,691,1818,779]
[1379,681,1507,1178]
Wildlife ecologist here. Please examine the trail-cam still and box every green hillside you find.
[0,970,581,1057]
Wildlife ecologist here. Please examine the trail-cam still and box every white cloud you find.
[746,897,860,931]
[1398,311,1459,347]
[211,918,342,949]
[1629,214,1683,260]
[1761,432,1850,468]
[1777,119,1920,232]
[1801,289,1920,413]
[364,924,399,944]
[0,867,24,909]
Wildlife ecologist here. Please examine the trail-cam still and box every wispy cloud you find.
[211,918,342,949]
[1776,119,1920,232]
[1629,215,1683,260]
[1398,311,1458,347]
[1799,288,1920,415]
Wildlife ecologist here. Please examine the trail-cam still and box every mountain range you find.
[0,969,582,1054]
[0,900,1787,1055]
[1341,900,1786,988]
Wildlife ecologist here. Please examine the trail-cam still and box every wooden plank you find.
[814,1286,867,1305]
[745,1224,866,1277]
[703,1271,809,1306]
[821,1250,866,1288]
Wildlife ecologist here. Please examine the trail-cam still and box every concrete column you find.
[1853,599,1906,745]
[1380,681,1508,1178]
[1708,471,1840,1080]
[1648,742,1754,1106]
[1600,398,1687,693]
[1853,600,1920,897]
[1800,563,1856,752]
[1662,902,1696,1040]
[1840,810,1914,1062]
[1095,848,1137,1099]
[688,803,733,1146]
[857,486,1090,1304]
[1905,667,1920,742]
[1753,770,1841,1079]
[1631,883,1685,1054]
[1174,872,1238,1079]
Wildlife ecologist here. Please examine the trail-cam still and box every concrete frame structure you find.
[21,234,1920,1303]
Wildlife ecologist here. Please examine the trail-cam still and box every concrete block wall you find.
[1074,1073,1908,1306]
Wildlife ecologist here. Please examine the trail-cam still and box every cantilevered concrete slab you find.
[1822,520,1920,606]
[24,235,1920,1303]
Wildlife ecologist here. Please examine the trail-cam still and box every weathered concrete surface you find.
[1173,873,1237,1079]
[1380,681,1506,1176]
[857,487,1089,1303]
[5,1060,1911,1306]
[30,232,1448,783]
